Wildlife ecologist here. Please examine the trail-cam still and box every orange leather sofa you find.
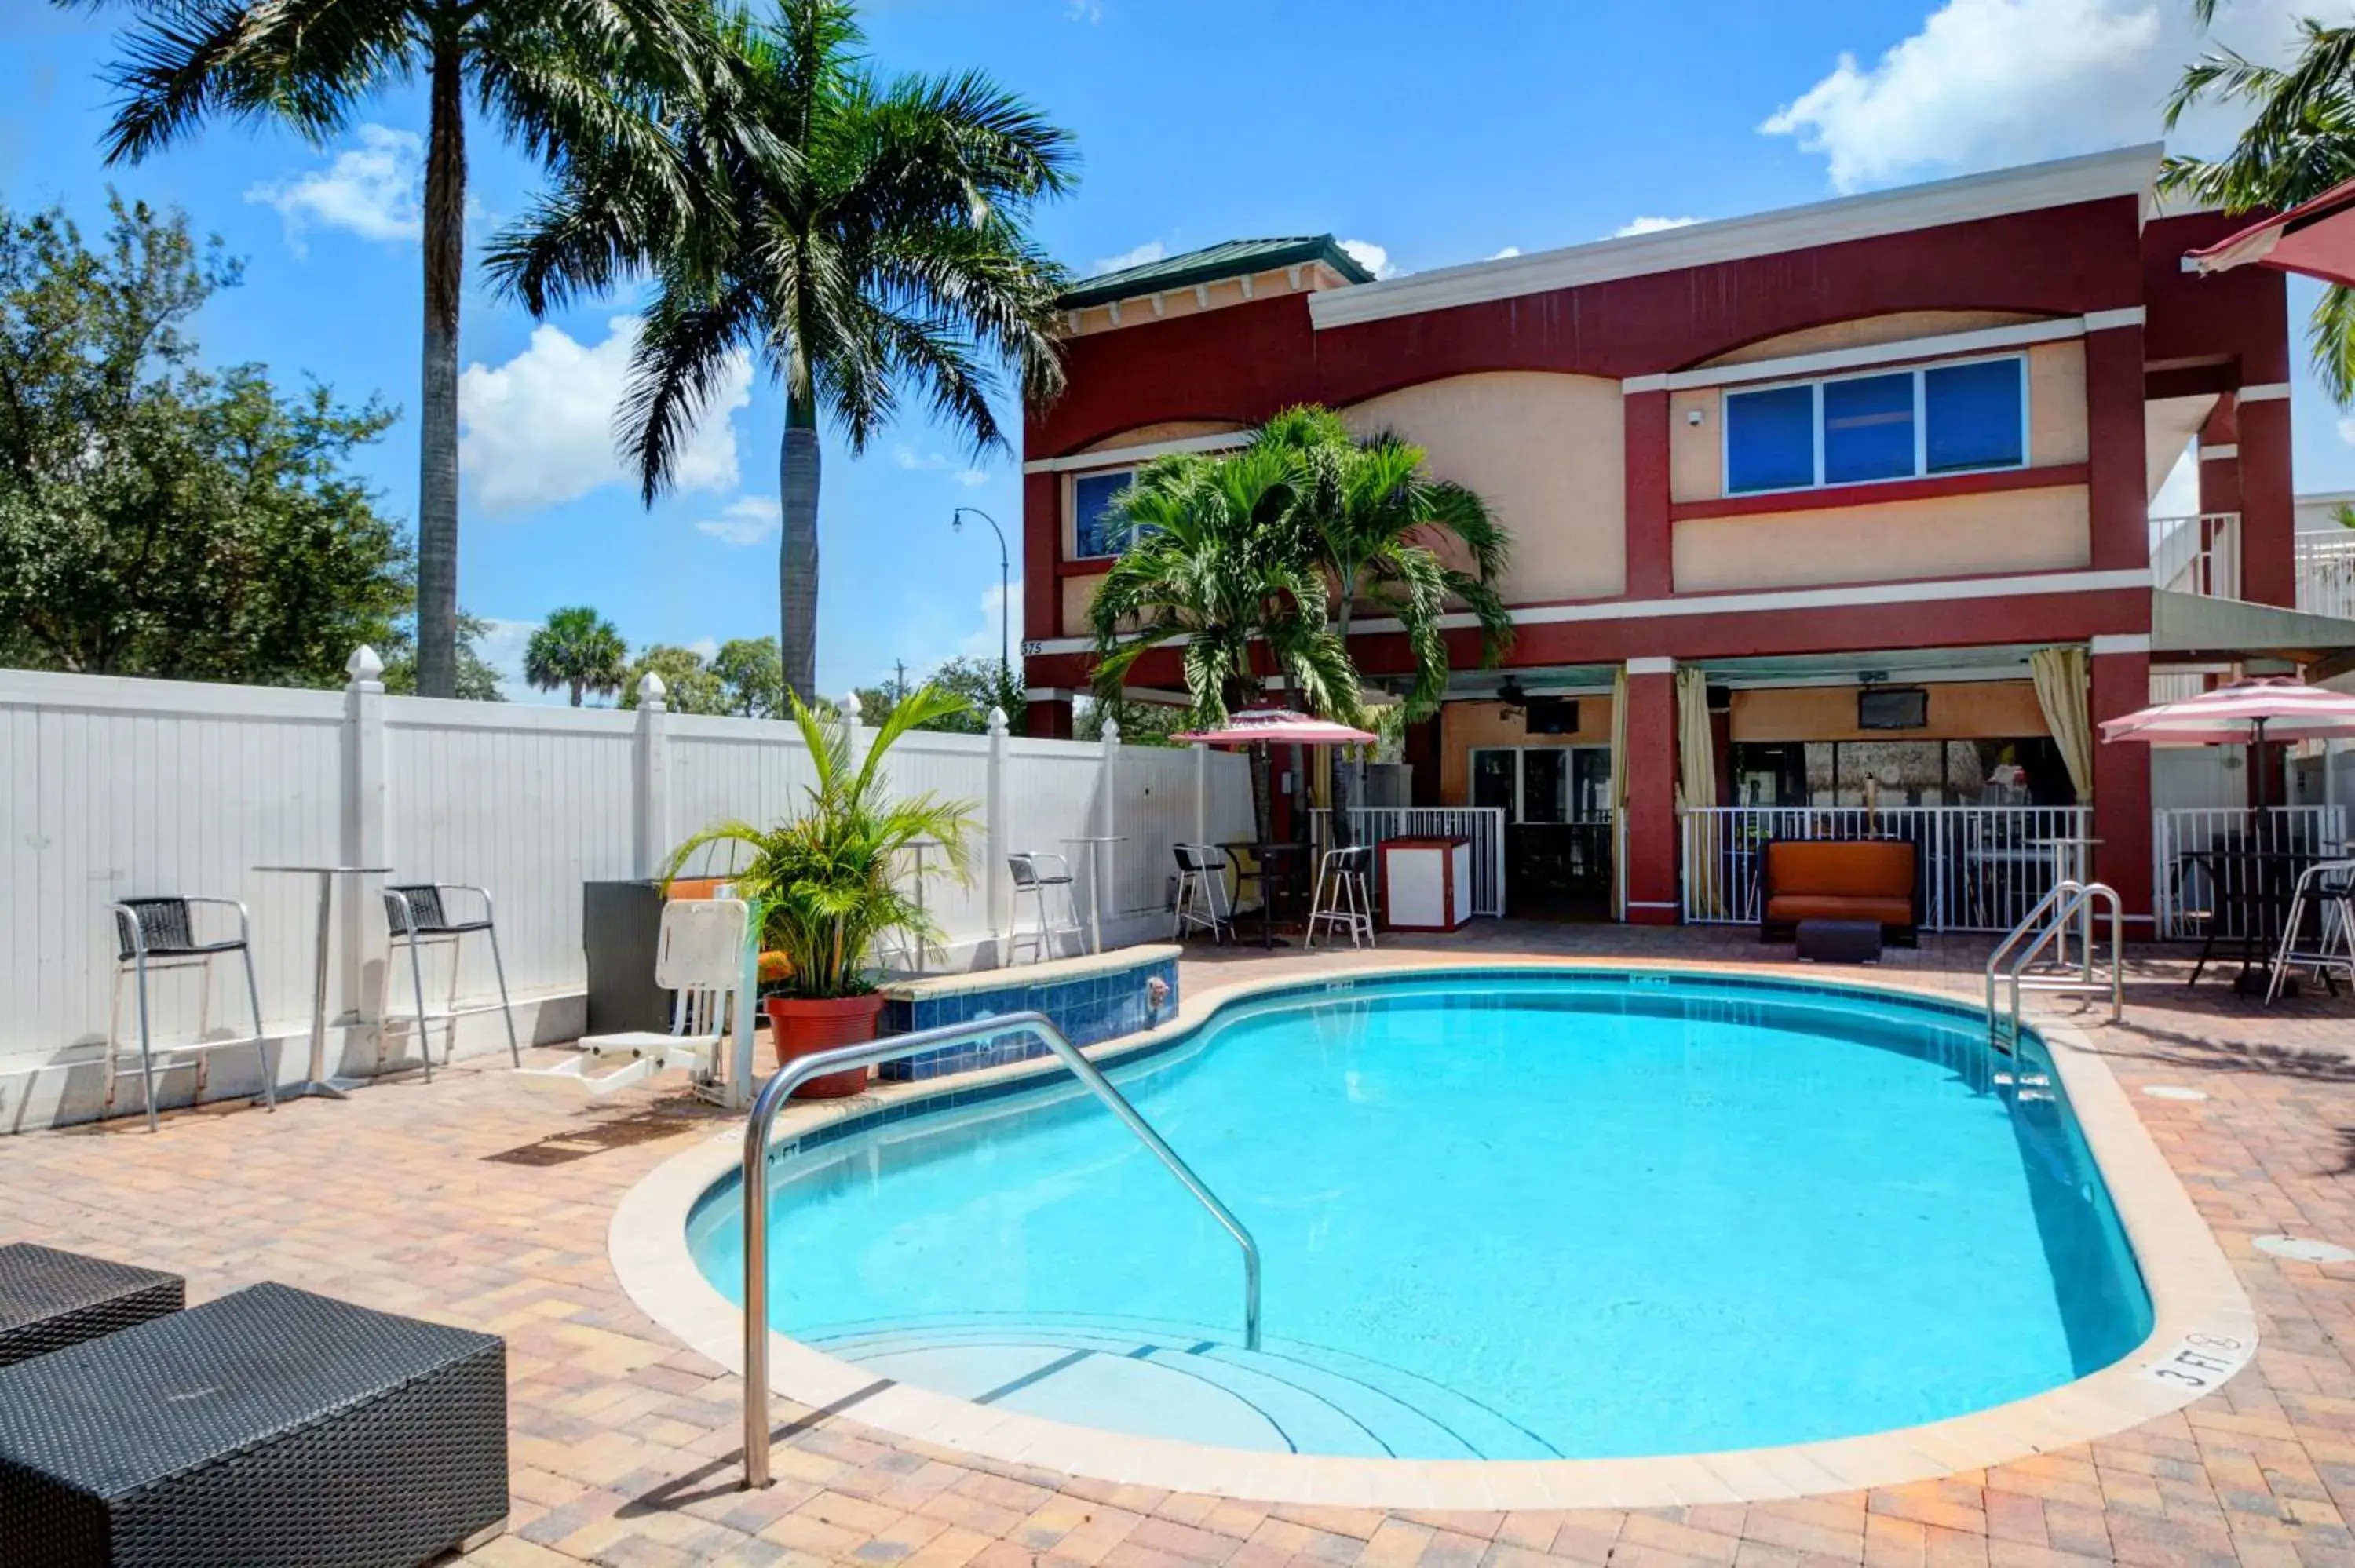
[1759,839,1920,946]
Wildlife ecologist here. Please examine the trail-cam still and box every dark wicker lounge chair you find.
[0,1245,182,1371]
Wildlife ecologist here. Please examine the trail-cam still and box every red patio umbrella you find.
[2098,676,2355,806]
[2185,180,2355,289]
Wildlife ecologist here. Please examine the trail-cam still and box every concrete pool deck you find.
[3,923,2353,1566]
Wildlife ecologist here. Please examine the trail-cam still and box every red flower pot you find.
[762,994,883,1099]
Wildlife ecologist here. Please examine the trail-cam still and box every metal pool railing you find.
[736,1010,1259,1489]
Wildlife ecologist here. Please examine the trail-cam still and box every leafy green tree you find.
[382,611,506,701]
[1252,404,1512,826]
[78,0,713,696]
[1078,695,1185,747]
[0,195,410,686]
[712,636,786,717]
[1089,446,1363,841]
[524,605,629,706]
[622,643,732,713]
[2165,10,2355,401]
[488,0,1075,705]
[854,655,1019,732]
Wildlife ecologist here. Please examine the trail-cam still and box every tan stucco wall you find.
[1672,484,2090,593]
[1729,682,2049,743]
[1342,372,1627,602]
[1061,573,1102,636]
[1666,339,2086,506]
[1079,420,1247,453]
[2026,340,2087,465]
[1700,311,2051,367]
[1439,697,1616,805]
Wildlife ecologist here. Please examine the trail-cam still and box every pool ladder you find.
[1984,878,2123,1060]
[735,1009,1261,1490]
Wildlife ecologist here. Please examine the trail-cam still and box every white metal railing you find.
[1984,880,2123,1056]
[1310,807,1508,917]
[2153,805,2351,939]
[2297,533,2355,620]
[1681,806,2093,931]
[2152,512,2241,600]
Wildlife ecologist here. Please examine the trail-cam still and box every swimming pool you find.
[685,969,2153,1462]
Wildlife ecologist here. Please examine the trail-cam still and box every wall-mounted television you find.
[1857,687,1930,731]
[1524,698,1579,735]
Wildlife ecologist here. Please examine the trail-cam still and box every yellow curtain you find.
[1675,665,1722,918]
[2031,646,2094,804]
[1609,665,1630,921]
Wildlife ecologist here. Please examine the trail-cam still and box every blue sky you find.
[4,0,2346,701]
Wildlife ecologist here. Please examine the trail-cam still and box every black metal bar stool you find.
[379,884,519,1080]
[106,897,276,1132]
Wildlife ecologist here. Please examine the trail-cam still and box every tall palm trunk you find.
[414,42,467,698]
[779,392,821,704]
[1331,594,1357,845]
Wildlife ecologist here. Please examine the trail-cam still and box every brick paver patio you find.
[6,924,2355,1567]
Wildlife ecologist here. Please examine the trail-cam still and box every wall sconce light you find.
[1685,408,1705,427]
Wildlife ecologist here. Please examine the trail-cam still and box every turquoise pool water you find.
[686,971,2152,1460]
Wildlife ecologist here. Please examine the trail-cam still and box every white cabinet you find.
[1378,837,1473,931]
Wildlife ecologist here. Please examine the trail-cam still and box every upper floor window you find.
[1072,468,1137,558]
[1724,355,2026,496]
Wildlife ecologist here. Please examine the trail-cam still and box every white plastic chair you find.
[1171,844,1232,943]
[1305,845,1376,950]
[2266,859,2355,1005]
[516,899,750,1097]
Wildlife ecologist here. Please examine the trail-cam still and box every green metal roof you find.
[1057,236,1375,309]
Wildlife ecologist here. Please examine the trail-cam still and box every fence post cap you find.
[986,706,1008,735]
[637,671,667,705]
[345,644,384,684]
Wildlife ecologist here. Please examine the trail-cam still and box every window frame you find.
[1721,351,2030,498]
[1068,465,1140,561]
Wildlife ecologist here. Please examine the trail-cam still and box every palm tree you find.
[1088,445,1363,843]
[487,0,1075,705]
[1250,405,1514,831]
[524,604,628,706]
[2165,11,2355,401]
[80,0,710,697]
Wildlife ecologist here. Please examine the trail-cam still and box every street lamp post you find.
[951,505,1011,694]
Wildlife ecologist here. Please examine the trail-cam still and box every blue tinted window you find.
[1924,359,2024,472]
[1822,373,1915,484]
[1725,385,1816,493]
[1072,470,1134,556]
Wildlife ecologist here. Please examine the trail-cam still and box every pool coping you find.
[608,956,2258,1510]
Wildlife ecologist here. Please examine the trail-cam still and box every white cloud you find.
[893,445,991,487]
[1488,246,1523,261]
[458,316,750,515]
[685,636,721,663]
[471,617,537,703]
[246,124,422,247]
[695,495,780,545]
[1613,216,1700,238]
[1066,0,1102,20]
[1087,239,1164,276]
[1339,239,1399,281]
[1760,0,2306,193]
[958,577,1025,664]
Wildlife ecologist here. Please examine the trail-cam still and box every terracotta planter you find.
[762,994,883,1099]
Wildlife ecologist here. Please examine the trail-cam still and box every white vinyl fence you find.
[0,658,1250,1126]
[1311,807,1509,917]
[2152,805,2350,940]
[1681,806,2093,931]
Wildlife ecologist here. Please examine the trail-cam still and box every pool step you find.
[806,1315,1558,1460]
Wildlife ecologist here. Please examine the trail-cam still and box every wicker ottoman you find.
[0,1245,182,1370]
[0,1282,506,1567]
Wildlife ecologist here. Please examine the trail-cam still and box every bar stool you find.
[379,884,519,1080]
[1305,845,1376,950]
[2266,859,2355,1005]
[1007,852,1083,965]
[1171,844,1232,943]
[106,897,276,1132]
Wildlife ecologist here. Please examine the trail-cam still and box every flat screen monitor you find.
[1857,687,1929,731]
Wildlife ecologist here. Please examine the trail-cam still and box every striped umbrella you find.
[2099,677,2355,808]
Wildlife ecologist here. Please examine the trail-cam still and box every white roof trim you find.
[1638,316,2085,394]
[2237,382,2292,403]
[1309,144,2163,332]
[1022,430,1248,475]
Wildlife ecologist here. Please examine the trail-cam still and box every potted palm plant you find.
[663,686,976,1098]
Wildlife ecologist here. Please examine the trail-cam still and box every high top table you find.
[254,864,392,1102]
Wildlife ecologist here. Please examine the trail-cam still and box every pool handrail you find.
[737,1008,1261,1489]
[1984,878,2123,1055]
